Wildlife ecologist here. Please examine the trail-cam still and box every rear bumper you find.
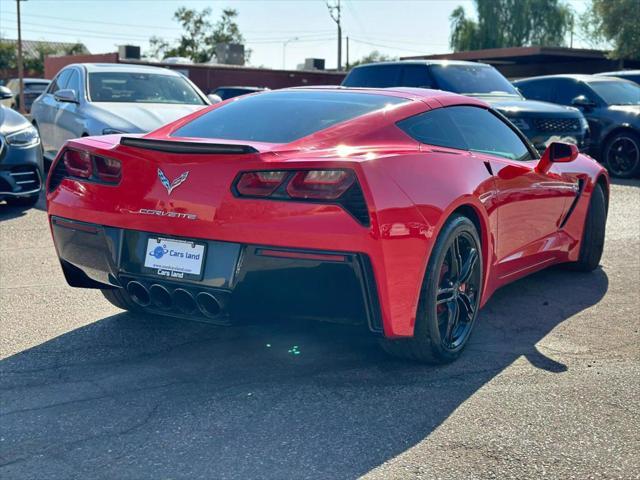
[51,216,383,334]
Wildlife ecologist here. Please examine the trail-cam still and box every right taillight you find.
[233,168,369,226]
[287,170,355,200]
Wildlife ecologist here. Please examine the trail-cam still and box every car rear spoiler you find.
[119,137,259,154]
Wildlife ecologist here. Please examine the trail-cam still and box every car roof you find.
[284,85,489,106]
[514,74,633,83]
[69,63,184,76]
[9,78,49,83]
[215,86,265,90]
[596,70,640,76]
[351,59,493,68]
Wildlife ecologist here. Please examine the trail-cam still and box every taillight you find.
[51,149,122,191]
[236,171,287,196]
[287,170,355,200]
[63,149,92,178]
[233,168,369,226]
[95,156,122,183]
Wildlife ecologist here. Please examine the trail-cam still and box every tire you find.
[5,194,39,208]
[379,214,483,363]
[603,131,640,178]
[566,183,607,272]
[101,288,142,313]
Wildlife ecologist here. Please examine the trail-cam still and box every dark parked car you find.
[514,75,640,178]
[342,60,589,154]
[0,105,43,207]
[0,78,51,113]
[596,70,640,85]
[210,86,268,101]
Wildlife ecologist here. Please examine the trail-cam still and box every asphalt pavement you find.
[0,180,638,479]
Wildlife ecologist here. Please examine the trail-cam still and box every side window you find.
[554,79,590,105]
[48,69,72,94]
[66,70,81,97]
[401,66,433,88]
[448,106,532,161]
[516,80,552,102]
[396,108,467,150]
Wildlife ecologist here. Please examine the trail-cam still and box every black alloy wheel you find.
[605,132,640,178]
[435,230,481,350]
[379,215,483,363]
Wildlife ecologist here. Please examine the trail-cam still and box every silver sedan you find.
[31,63,212,164]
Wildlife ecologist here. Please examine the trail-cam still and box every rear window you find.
[173,90,406,143]
[24,82,49,93]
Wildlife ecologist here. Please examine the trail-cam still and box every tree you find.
[146,7,250,63]
[349,50,397,69]
[582,0,640,60]
[449,0,572,51]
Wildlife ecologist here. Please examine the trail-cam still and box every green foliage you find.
[450,0,572,51]
[0,39,17,71]
[582,0,640,60]
[147,7,250,63]
[349,50,397,69]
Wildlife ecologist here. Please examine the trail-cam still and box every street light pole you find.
[327,0,342,71]
[16,0,26,115]
[282,37,299,70]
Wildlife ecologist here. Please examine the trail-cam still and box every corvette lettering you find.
[136,209,197,220]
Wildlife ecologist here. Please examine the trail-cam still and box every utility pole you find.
[282,37,299,70]
[327,0,342,71]
[346,36,349,71]
[16,0,26,115]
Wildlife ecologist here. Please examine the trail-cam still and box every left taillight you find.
[50,149,122,192]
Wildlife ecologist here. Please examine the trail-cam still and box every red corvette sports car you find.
[46,87,608,363]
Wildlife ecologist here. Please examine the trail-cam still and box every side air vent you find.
[120,137,258,154]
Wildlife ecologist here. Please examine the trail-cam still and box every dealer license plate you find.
[144,237,206,280]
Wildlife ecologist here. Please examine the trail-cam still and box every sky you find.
[0,0,592,70]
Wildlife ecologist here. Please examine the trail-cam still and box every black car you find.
[596,70,640,85]
[342,60,589,154]
[210,86,268,101]
[514,75,640,178]
[1,78,51,113]
[0,105,43,207]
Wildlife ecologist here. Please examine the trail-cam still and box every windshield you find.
[173,90,406,143]
[429,64,520,96]
[88,72,205,104]
[588,80,640,105]
[24,82,49,93]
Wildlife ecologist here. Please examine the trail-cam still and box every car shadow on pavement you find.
[0,267,608,479]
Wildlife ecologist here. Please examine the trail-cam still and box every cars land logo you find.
[158,168,189,195]
[149,245,168,259]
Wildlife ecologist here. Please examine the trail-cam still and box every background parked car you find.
[595,70,640,85]
[514,75,640,178]
[342,60,589,154]
[0,78,51,113]
[210,86,268,101]
[0,105,43,208]
[30,63,212,165]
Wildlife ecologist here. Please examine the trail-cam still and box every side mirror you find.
[0,86,13,100]
[54,89,79,104]
[207,93,222,104]
[571,95,596,109]
[536,142,579,174]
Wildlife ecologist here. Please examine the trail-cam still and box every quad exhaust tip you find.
[196,292,221,318]
[173,288,197,314]
[127,281,150,307]
[149,284,172,310]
